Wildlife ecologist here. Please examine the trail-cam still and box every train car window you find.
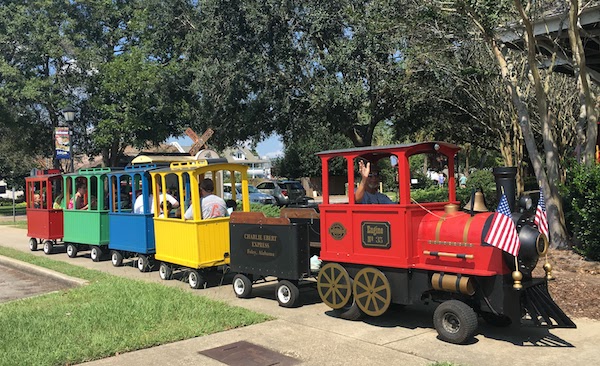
[89,176,98,210]
[118,174,132,211]
[51,178,63,210]
[65,177,73,209]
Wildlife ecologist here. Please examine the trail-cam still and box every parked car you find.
[255,180,305,206]
[223,183,276,205]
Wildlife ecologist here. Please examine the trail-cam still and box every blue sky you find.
[167,133,284,160]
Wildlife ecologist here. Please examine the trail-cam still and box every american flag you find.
[484,194,521,256]
[534,188,549,238]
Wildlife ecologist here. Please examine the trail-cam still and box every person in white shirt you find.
[184,178,227,220]
[133,182,179,215]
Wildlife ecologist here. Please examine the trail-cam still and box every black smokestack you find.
[493,167,517,212]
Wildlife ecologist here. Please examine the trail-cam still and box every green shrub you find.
[463,169,498,209]
[560,162,600,260]
[411,187,449,203]
[234,202,281,217]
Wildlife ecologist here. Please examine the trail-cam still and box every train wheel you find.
[110,250,123,267]
[90,246,103,262]
[66,244,78,258]
[276,280,300,308]
[433,300,478,344]
[188,270,206,289]
[352,267,391,317]
[232,274,253,298]
[29,238,38,251]
[43,240,54,255]
[159,263,173,280]
[339,297,365,321]
[137,255,149,272]
[317,263,352,309]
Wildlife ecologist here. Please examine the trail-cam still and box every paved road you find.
[0,224,598,366]
[0,263,73,303]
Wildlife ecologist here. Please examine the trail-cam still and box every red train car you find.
[315,142,575,344]
[25,169,64,254]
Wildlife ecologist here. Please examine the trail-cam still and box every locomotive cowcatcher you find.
[315,142,575,344]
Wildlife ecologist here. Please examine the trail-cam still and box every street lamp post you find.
[61,106,77,172]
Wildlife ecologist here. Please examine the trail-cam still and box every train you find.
[24,142,575,344]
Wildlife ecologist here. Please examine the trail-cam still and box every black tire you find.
[137,254,148,272]
[159,262,172,280]
[43,240,54,255]
[276,280,300,308]
[66,244,78,258]
[110,250,123,267]
[339,297,365,321]
[480,312,512,327]
[433,300,478,344]
[232,274,253,298]
[90,246,102,262]
[188,270,206,289]
[29,238,38,251]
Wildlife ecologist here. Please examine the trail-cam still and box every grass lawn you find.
[0,220,27,229]
[0,204,26,216]
[0,246,272,366]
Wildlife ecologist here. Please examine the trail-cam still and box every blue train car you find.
[107,164,158,271]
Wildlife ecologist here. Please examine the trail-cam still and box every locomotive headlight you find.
[519,196,533,211]
[516,225,543,273]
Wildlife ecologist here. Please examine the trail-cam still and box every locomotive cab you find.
[315,142,575,344]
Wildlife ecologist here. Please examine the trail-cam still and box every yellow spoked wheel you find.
[317,263,352,309]
[353,267,391,317]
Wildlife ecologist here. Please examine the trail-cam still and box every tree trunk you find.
[568,0,598,166]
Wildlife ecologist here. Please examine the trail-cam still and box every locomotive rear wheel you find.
[317,263,352,309]
[276,280,300,308]
[233,274,253,298]
[66,244,78,258]
[43,240,54,255]
[29,238,38,251]
[110,250,123,267]
[352,267,391,317]
[433,300,478,344]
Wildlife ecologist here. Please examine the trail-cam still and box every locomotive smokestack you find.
[493,167,517,212]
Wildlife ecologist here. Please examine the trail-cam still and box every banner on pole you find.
[55,127,71,159]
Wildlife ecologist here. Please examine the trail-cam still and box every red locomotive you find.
[314,142,575,344]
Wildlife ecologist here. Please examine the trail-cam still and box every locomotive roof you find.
[316,142,460,159]
[131,154,198,164]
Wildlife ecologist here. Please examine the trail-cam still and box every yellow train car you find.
[149,159,250,288]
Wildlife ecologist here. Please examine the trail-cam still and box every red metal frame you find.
[25,169,64,241]
[317,142,509,277]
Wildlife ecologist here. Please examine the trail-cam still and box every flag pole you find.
[539,180,554,280]
[500,186,523,290]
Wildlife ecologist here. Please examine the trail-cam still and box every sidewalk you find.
[0,224,598,366]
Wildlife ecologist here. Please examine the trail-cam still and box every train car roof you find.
[316,142,460,160]
[150,159,246,173]
[130,153,198,165]
[63,167,113,177]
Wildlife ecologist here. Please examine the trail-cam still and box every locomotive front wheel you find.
[233,274,253,298]
[159,263,173,280]
[137,255,149,272]
[66,244,78,258]
[433,300,478,344]
[352,267,391,317]
[276,280,300,308]
[43,240,54,255]
[110,250,123,267]
[29,238,38,251]
[188,270,206,289]
[317,263,352,309]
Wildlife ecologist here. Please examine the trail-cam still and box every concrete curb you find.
[0,254,88,287]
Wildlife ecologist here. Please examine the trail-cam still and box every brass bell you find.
[464,191,489,212]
